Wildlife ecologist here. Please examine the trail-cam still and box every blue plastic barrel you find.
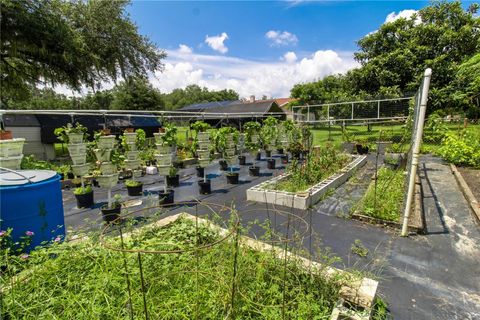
[0,170,65,249]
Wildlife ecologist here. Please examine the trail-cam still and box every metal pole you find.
[377,100,381,119]
[401,68,432,236]
[351,103,354,120]
[307,104,310,123]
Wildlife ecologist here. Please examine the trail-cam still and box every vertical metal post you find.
[351,103,354,120]
[307,104,310,123]
[137,253,149,320]
[327,105,330,121]
[377,100,381,119]
[401,68,432,236]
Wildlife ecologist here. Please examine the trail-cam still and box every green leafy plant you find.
[160,122,178,146]
[135,129,146,150]
[54,122,88,143]
[272,144,350,193]
[351,239,369,257]
[125,180,142,187]
[438,130,480,168]
[260,116,279,151]
[212,126,239,154]
[20,155,54,170]
[190,120,211,133]
[73,185,93,195]
[168,165,178,177]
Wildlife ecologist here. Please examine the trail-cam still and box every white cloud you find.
[385,9,421,25]
[265,30,298,46]
[282,51,297,63]
[205,32,229,54]
[178,44,192,54]
[149,49,357,98]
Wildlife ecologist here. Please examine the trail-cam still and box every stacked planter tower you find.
[224,133,239,184]
[196,131,212,194]
[0,137,25,170]
[95,135,118,210]
[154,132,176,204]
[123,131,143,196]
[68,131,91,205]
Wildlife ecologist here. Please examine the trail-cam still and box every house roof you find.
[181,100,240,112]
[274,98,297,107]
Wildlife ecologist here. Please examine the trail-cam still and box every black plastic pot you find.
[249,166,260,176]
[265,150,271,158]
[166,174,180,187]
[174,161,185,169]
[196,166,204,178]
[127,184,143,196]
[226,172,239,184]
[267,159,276,170]
[101,205,121,224]
[281,154,289,164]
[219,160,228,171]
[277,148,284,154]
[256,152,261,161]
[159,189,175,205]
[356,144,369,155]
[67,172,75,179]
[238,155,246,165]
[75,190,94,209]
[198,180,211,194]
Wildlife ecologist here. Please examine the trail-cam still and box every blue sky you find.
[118,1,473,98]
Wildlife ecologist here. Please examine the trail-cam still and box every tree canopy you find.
[0,0,165,103]
[291,1,480,117]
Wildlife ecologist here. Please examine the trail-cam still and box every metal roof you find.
[181,100,285,115]
[181,100,240,111]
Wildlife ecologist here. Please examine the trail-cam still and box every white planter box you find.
[198,159,210,167]
[0,138,25,157]
[0,155,23,170]
[126,142,137,151]
[155,154,172,166]
[157,165,170,176]
[97,173,119,189]
[71,164,90,177]
[247,155,367,209]
[124,133,137,144]
[67,133,83,144]
[124,159,141,170]
[100,162,116,175]
[94,149,112,162]
[197,149,210,159]
[133,169,142,178]
[155,144,171,154]
[126,151,139,161]
[153,132,165,143]
[68,143,86,156]
[97,136,116,149]
[197,132,210,141]
[71,154,87,165]
[198,140,210,149]
[224,148,236,157]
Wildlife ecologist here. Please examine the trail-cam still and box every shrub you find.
[125,179,143,187]
[73,185,93,195]
[438,130,480,168]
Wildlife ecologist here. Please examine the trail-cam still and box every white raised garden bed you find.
[247,155,367,209]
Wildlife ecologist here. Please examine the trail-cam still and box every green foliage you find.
[439,129,480,168]
[272,144,350,192]
[243,121,262,152]
[125,179,142,187]
[260,116,279,150]
[351,239,369,257]
[1,0,165,104]
[161,84,239,110]
[356,168,405,221]
[212,126,239,153]
[135,129,147,150]
[423,113,448,142]
[110,76,164,110]
[73,185,93,195]
[1,216,342,319]
[54,122,88,143]
[190,120,211,133]
[291,2,480,114]
[159,122,178,146]
[169,165,178,177]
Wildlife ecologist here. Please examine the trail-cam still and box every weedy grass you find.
[355,167,405,222]
[2,216,344,319]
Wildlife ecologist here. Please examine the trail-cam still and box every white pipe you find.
[401,68,432,237]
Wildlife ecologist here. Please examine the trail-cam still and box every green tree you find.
[110,77,164,110]
[161,84,239,110]
[1,0,165,104]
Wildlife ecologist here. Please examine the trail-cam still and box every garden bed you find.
[246,155,367,209]
[1,211,377,319]
[351,167,424,232]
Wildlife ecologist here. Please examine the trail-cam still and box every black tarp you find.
[35,114,161,144]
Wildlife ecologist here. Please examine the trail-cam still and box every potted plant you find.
[244,121,262,176]
[54,122,88,144]
[261,116,279,168]
[341,127,356,154]
[125,179,143,196]
[74,185,94,209]
[100,194,122,224]
[355,137,369,155]
[191,121,212,178]
[213,126,238,171]
[238,133,246,165]
[166,165,180,187]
